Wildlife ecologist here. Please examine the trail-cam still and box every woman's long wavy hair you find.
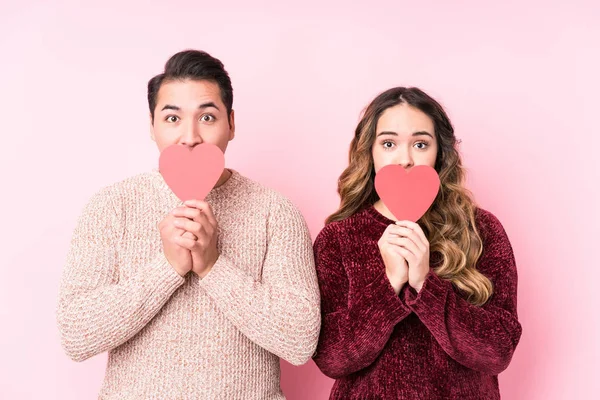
[327,87,493,306]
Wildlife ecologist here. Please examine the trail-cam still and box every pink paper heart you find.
[158,143,225,202]
[374,164,440,222]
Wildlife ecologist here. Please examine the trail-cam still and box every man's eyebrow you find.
[159,102,220,111]
[198,102,219,110]
[161,104,179,111]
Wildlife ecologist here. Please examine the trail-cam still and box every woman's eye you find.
[415,142,428,149]
[383,141,394,149]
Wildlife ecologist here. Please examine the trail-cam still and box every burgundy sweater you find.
[313,205,522,400]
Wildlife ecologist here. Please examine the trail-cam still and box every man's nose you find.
[180,122,203,147]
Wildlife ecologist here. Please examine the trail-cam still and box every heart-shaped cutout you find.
[159,143,225,202]
[374,164,440,222]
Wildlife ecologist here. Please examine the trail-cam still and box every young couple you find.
[56,50,522,400]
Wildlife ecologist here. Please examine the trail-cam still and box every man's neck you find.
[214,168,232,188]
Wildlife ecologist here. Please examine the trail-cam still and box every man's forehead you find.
[157,80,223,106]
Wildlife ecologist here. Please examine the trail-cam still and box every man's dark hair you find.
[148,50,233,122]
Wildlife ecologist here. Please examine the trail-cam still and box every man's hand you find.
[171,200,219,278]
[158,212,193,277]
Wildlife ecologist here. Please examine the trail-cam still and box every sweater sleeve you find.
[198,196,321,366]
[312,224,412,379]
[403,210,522,375]
[56,188,185,362]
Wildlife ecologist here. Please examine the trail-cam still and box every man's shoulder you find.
[233,172,305,221]
[109,169,163,196]
[81,169,163,211]
[233,172,290,205]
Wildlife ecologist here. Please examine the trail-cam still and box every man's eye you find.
[166,116,179,123]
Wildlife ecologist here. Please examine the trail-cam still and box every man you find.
[56,50,321,399]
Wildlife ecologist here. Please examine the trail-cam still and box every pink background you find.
[1,0,599,399]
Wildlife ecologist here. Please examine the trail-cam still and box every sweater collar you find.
[150,167,241,207]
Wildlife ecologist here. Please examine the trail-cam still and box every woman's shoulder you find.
[474,207,514,255]
[475,207,502,229]
[314,219,343,248]
[314,207,372,248]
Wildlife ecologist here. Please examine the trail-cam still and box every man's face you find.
[150,79,235,153]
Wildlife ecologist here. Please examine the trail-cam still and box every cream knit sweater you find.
[56,169,321,399]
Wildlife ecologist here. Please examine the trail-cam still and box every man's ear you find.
[228,109,235,141]
[150,113,156,141]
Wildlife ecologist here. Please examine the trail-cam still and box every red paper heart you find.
[374,164,440,222]
[158,143,225,202]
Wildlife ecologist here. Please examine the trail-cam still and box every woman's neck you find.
[373,200,397,222]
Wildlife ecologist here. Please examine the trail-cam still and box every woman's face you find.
[372,103,438,173]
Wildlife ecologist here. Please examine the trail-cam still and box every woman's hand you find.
[378,224,410,295]
[393,221,430,292]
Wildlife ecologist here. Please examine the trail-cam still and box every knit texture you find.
[313,205,522,400]
[56,169,321,400]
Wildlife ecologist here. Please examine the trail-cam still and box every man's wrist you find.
[196,253,220,279]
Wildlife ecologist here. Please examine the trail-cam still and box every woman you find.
[313,87,522,399]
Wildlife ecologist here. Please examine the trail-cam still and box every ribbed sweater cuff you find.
[198,254,243,300]
[146,254,186,297]
[404,271,450,315]
[351,270,412,331]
